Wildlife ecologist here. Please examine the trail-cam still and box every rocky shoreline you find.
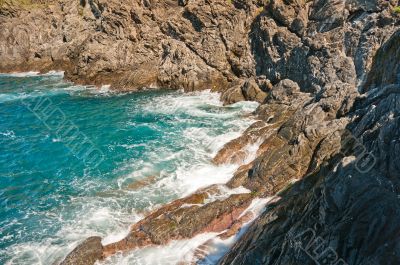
[2,0,400,264]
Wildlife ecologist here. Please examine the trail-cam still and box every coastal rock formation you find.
[220,29,400,265]
[1,0,400,265]
[61,186,256,264]
[59,237,103,265]
[0,0,263,93]
[102,191,253,257]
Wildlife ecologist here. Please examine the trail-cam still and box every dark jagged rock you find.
[219,27,400,265]
[1,0,400,265]
[363,30,400,91]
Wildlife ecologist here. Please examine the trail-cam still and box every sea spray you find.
[0,73,258,265]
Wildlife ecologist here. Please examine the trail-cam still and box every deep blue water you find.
[0,73,258,265]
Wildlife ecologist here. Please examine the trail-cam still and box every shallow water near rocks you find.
[0,73,259,265]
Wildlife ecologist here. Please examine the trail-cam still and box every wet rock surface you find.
[102,186,253,257]
[59,236,103,265]
[1,0,400,265]
[219,15,400,265]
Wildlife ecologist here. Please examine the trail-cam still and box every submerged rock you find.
[1,0,400,265]
[126,175,158,191]
[60,237,103,265]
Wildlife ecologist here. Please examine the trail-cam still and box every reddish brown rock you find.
[60,237,103,265]
[101,189,252,259]
[2,1,400,265]
[126,175,158,191]
[219,211,254,239]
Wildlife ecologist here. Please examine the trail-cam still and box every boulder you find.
[220,84,246,105]
[241,79,268,103]
[60,237,103,265]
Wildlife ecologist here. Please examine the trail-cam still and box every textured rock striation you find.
[0,0,264,95]
[1,0,400,264]
[219,29,400,265]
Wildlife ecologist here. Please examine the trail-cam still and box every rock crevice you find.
[1,0,400,264]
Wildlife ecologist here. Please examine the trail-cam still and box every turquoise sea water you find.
[0,73,258,265]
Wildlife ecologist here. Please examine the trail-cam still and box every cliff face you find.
[1,0,400,265]
[0,0,263,93]
[216,2,400,264]
[220,29,400,265]
[1,0,398,98]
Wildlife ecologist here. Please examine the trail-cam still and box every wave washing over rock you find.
[0,73,260,264]
[1,0,400,264]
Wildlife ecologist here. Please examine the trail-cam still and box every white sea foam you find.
[143,90,222,114]
[243,139,264,164]
[42,71,65,77]
[0,71,99,104]
[80,84,113,96]
[0,71,65,77]
[1,191,145,265]
[62,85,87,92]
[0,88,81,103]
[1,86,261,265]
[197,197,278,264]
[102,227,131,246]
[0,130,16,139]
[0,71,40,77]
[98,85,111,94]
[100,232,220,265]
[98,197,277,265]
[0,92,53,104]
[159,163,239,197]
[95,91,260,264]
[203,185,251,204]
[0,93,27,103]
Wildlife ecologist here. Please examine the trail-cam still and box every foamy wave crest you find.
[0,71,40,77]
[141,90,259,120]
[142,90,222,114]
[0,93,24,103]
[99,197,276,265]
[0,71,64,77]
[101,232,220,265]
[0,75,261,265]
[93,94,262,264]
[0,130,16,139]
[1,189,144,265]
[196,197,278,264]
[0,86,87,103]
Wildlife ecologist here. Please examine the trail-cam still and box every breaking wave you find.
[0,72,260,265]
